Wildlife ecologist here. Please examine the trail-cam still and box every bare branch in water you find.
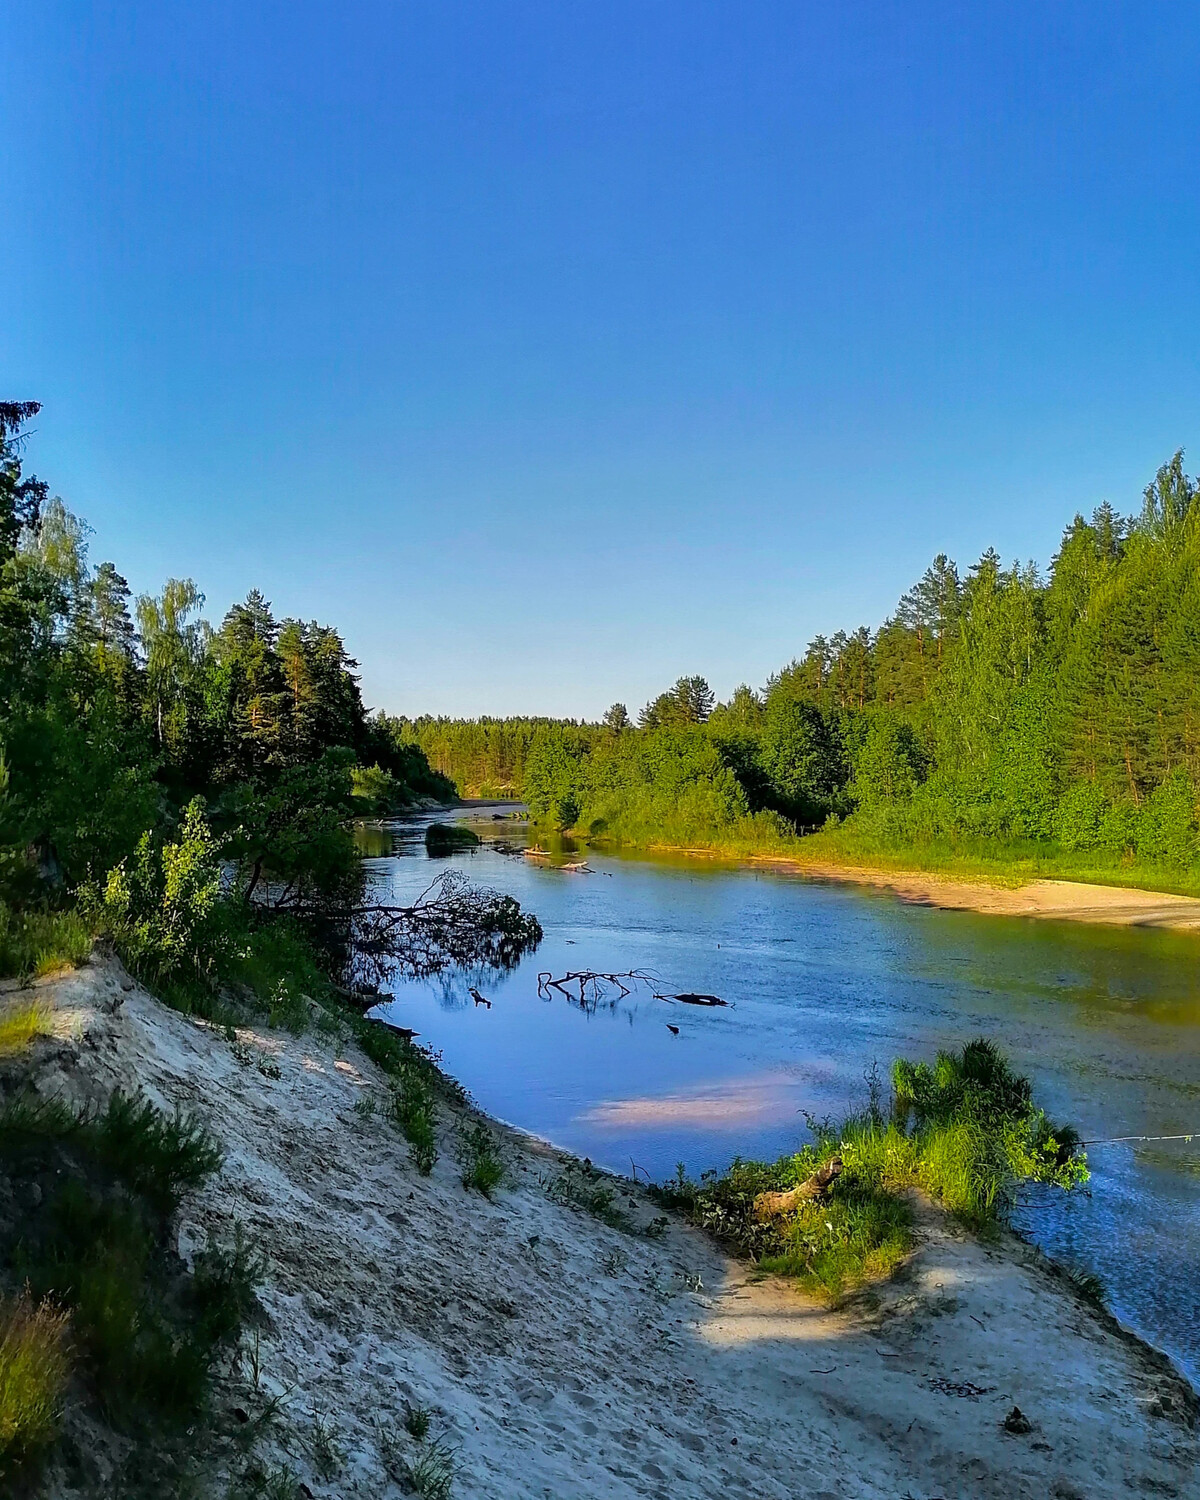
[537,969,659,1014]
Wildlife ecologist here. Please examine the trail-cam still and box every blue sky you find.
[4,2,1200,717]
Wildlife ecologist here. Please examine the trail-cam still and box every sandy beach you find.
[683,850,1200,932]
[16,957,1199,1499]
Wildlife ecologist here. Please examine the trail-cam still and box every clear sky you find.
[4,3,1200,719]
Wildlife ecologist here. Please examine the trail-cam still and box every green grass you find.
[659,1040,1088,1302]
[388,1064,438,1173]
[0,999,52,1058]
[545,1159,636,1232]
[776,821,1200,898]
[0,1087,260,1486]
[403,1403,432,1440]
[0,904,92,982]
[456,1121,504,1197]
[0,1291,71,1475]
[407,1439,456,1500]
[354,1016,468,1174]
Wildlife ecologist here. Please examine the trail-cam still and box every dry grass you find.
[0,1291,71,1472]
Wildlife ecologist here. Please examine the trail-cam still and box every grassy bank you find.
[658,1041,1087,1303]
[791,822,1200,898]
[558,814,1200,901]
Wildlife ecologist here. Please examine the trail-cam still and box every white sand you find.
[18,958,1200,1499]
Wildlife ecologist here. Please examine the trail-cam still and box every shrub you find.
[389,1066,437,1174]
[0,1292,71,1473]
[0,1087,254,1445]
[424,823,481,855]
[90,800,226,995]
[662,1040,1087,1299]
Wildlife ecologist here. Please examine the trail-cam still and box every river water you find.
[361,808,1200,1385]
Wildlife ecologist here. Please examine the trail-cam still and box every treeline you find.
[395,716,583,798]
[0,402,456,995]
[510,452,1200,873]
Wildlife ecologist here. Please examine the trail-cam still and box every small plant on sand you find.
[309,1408,344,1480]
[0,999,51,1058]
[546,1159,634,1232]
[353,1091,378,1118]
[0,1291,71,1474]
[235,1461,303,1500]
[659,1039,1088,1303]
[389,1066,438,1174]
[456,1121,504,1197]
[403,1402,432,1440]
[1061,1262,1108,1307]
[408,1438,456,1500]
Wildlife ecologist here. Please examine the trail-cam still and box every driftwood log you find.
[753,1156,843,1220]
[654,992,728,1007]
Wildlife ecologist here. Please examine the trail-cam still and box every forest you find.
[0,401,545,1000]
[400,452,1200,884]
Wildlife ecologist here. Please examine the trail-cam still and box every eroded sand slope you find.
[18,959,1200,1499]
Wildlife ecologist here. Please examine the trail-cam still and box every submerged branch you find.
[537,969,659,1013]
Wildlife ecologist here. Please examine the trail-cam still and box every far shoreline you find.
[652,847,1200,931]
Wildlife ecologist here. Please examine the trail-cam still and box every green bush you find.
[90,799,226,995]
[0,1087,256,1452]
[661,1041,1087,1299]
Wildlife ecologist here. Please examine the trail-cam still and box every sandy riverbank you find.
[19,958,1200,1499]
[642,845,1200,932]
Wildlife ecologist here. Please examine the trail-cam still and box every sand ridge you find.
[18,958,1200,1499]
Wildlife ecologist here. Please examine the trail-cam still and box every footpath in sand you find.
[19,959,1200,1500]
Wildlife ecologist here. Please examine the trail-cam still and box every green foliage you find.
[0,1291,70,1475]
[0,905,91,982]
[662,1042,1086,1300]
[401,449,1200,886]
[403,1403,432,1440]
[388,1063,438,1173]
[425,822,481,854]
[0,998,50,1056]
[0,1087,257,1481]
[407,1439,456,1500]
[89,1090,224,1216]
[90,798,226,993]
[219,751,361,910]
[545,1160,635,1232]
[456,1121,504,1196]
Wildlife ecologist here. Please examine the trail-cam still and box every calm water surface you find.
[363,810,1200,1384]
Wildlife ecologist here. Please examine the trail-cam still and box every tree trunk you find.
[753,1157,843,1220]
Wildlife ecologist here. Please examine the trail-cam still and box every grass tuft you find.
[457,1121,504,1197]
[389,1066,438,1174]
[0,999,52,1058]
[408,1438,456,1499]
[0,905,92,983]
[0,1291,71,1474]
[403,1403,432,1440]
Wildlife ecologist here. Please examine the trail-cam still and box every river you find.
[360,807,1200,1385]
